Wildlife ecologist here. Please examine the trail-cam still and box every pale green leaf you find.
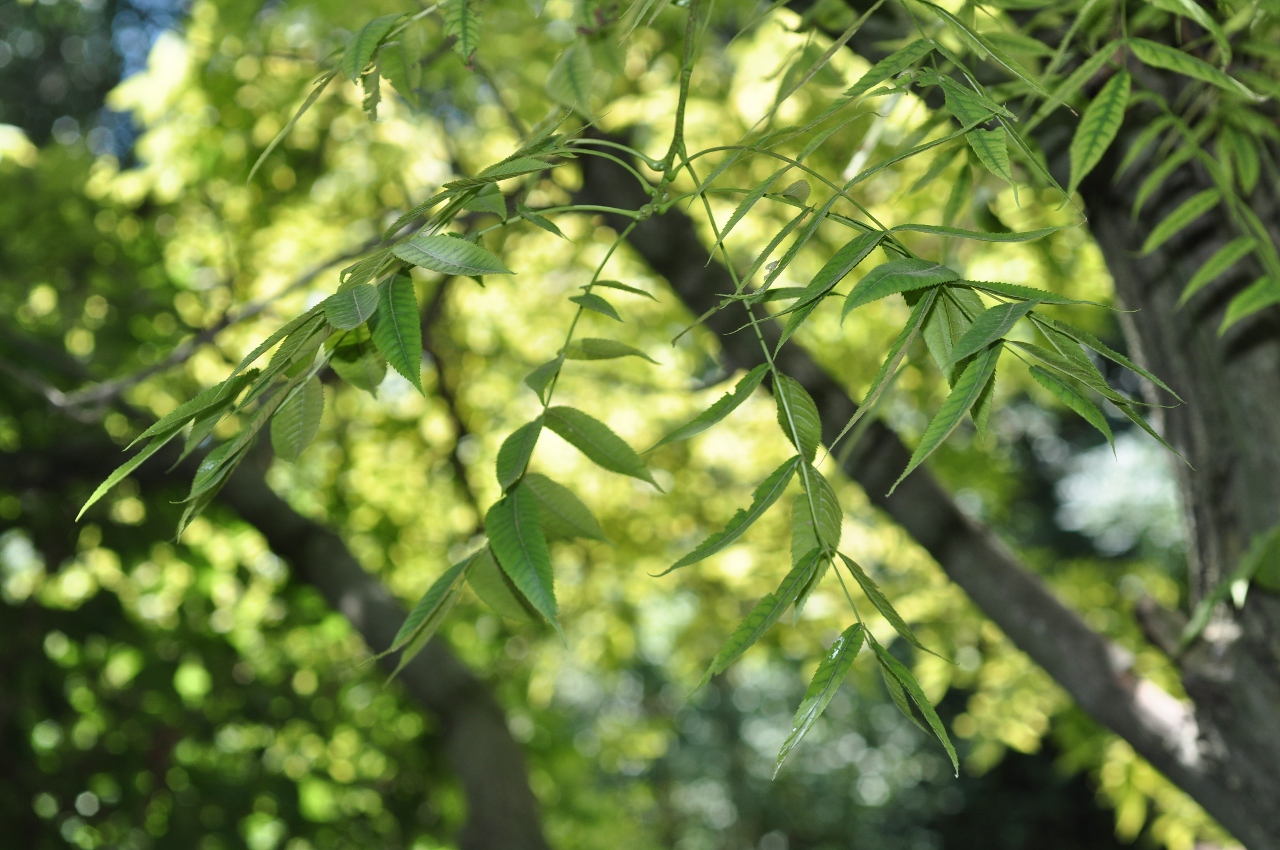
[1221,276,1280,332]
[805,466,842,549]
[323,284,380,330]
[248,71,337,185]
[920,286,983,385]
[593,280,657,300]
[524,356,563,402]
[461,183,507,218]
[392,234,512,276]
[845,39,936,100]
[1128,37,1259,100]
[546,41,594,117]
[967,128,1016,192]
[343,14,403,82]
[715,168,788,252]
[545,406,655,485]
[1145,0,1230,63]
[231,307,323,378]
[664,455,801,574]
[444,0,482,61]
[271,378,325,462]
[565,338,656,363]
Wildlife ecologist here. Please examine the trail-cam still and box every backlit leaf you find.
[565,338,656,362]
[843,259,958,316]
[891,223,1064,243]
[486,483,558,628]
[570,292,622,321]
[444,0,482,62]
[392,234,512,276]
[523,473,606,541]
[342,14,403,82]
[524,356,563,402]
[775,375,822,463]
[593,280,657,300]
[545,406,655,485]
[775,624,865,774]
[546,41,594,116]
[845,39,936,100]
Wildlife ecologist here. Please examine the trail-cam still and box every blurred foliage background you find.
[0,0,1226,848]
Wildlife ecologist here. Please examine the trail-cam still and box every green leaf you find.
[379,41,417,108]
[78,431,183,520]
[965,280,1098,306]
[838,553,932,654]
[1031,41,1120,126]
[523,356,563,402]
[843,259,958,316]
[869,638,958,774]
[876,647,922,730]
[938,76,1007,126]
[271,378,325,462]
[663,455,801,574]
[361,65,382,120]
[966,128,1016,194]
[650,364,768,449]
[343,14,403,82]
[248,71,338,185]
[1221,276,1280,332]
[388,554,475,654]
[891,223,1063,243]
[790,495,820,569]
[519,205,566,238]
[920,1,1047,97]
[1030,366,1113,448]
[972,369,996,441]
[129,373,251,448]
[444,0,482,62]
[947,300,1038,365]
[564,338,656,363]
[486,483,558,628]
[1012,340,1133,407]
[523,473,607,541]
[1141,189,1220,255]
[805,467,843,549]
[370,273,423,392]
[386,555,473,681]
[496,418,543,491]
[546,41,594,117]
[468,546,538,621]
[890,342,1002,493]
[829,289,938,449]
[696,549,824,689]
[330,336,387,393]
[1068,70,1130,196]
[774,375,822,463]
[715,168,788,253]
[544,406,655,485]
[392,234,512,276]
[231,307,323,378]
[323,284,380,330]
[447,157,549,190]
[1115,115,1174,178]
[845,39,936,100]
[461,183,507,218]
[1180,238,1256,304]
[775,623,865,774]
[569,292,622,321]
[921,286,983,385]
[791,231,886,313]
[1127,38,1260,100]
[907,144,963,195]
[943,163,972,227]
[593,280,657,301]
[1146,0,1230,63]
[1042,318,1180,398]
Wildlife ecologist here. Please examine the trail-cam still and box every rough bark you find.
[574,130,1277,845]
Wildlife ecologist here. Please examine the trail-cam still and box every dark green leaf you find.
[838,553,931,654]
[1068,70,1130,196]
[1031,41,1120,126]
[947,300,1038,365]
[891,342,1002,492]
[468,546,538,621]
[869,638,958,773]
[330,338,387,393]
[486,483,558,628]
[964,279,1098,306]
[519,205,565,238]
[774,375,822,463]
[843,259,958,316]
[663,455,801,574]
[78,431,183,520]
[775,624,865,774]
[1030,366,1113,448]
[496,418,543,491]
[388,554,475,654]
[567,290,621,322]
[1042,318,1180,398]
[370,273,423,392]
[545,406,655,485]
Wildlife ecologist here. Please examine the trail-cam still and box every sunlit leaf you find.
[370,273,423,392]
[271,378,325,462]
[843,259,958,316]
[545,406,655,485]
[523,473,607,541]
[392,234,512,277]
[774,375,822,463]
[565,338,656,362]
[323,284,380,330]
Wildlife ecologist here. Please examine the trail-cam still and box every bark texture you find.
[574,121,1279,844]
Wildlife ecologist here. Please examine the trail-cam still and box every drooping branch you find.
[573,139,1271,848]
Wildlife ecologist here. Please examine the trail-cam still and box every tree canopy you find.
[2,0,1279,847]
